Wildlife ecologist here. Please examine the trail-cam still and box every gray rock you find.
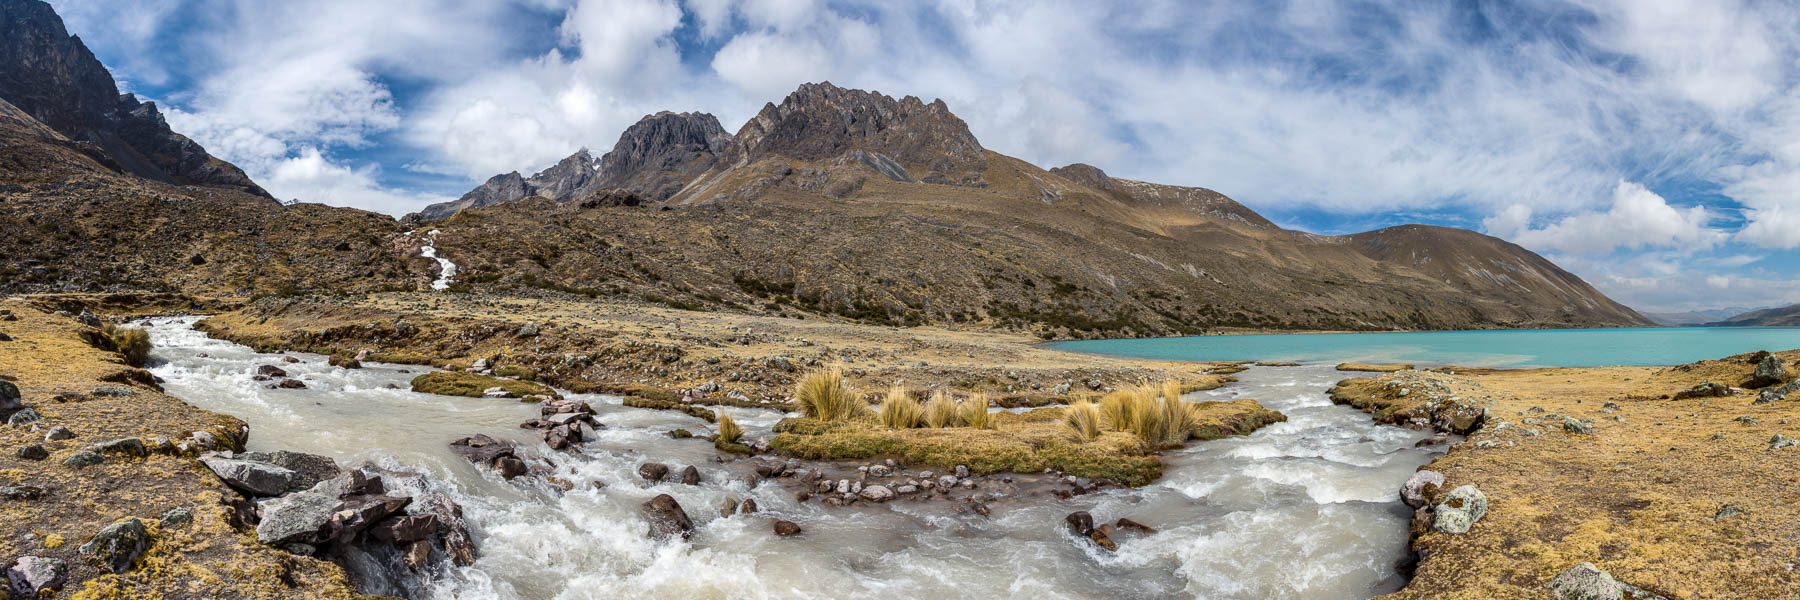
[1562,417,1594,435]
[0,485,45,500]
[79,518,148,574]
[1052,383,1071,395]
[1546,562,1622,600]
[1748,353,1787,388]
[868,464,893,477]
[62,450,104,468]
[90,386,134,397]
[17,444,48,461]
[256,490,339,546]
[1770,434,1797,450]
[954,465,970,478]
[201,456,300,497]
[7,407,43,425]
[482,386,515,399]
[1431,506,1475,534]
[938,475,957,489]
[1672,382,1728,400]
[239,450,340,491]
[516,322,540,338]
[1400,470,1445,509]
[678,465,700,485]
[7,556,68,596]
[1441,484,1488,521]
[87,437,147,457]
[642,494,693,539]
[160,507,193,528]
[0,379,19,418]
[859,485,895,502]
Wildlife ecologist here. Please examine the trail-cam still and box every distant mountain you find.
[1642,306,1771,326]
[412,111,732,220]
[0,0,266,196]
[1707,304,1800,327]
[419,81,1653,336]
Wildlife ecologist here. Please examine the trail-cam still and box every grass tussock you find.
[878,386,923,429]
[410,371,559,401]
[959,392,993,430]
[107,325,151,367]
[924,390,959,428]
[1065,400,1103,441]
[715,412,742,444]
[1130,382,1200,447]
[796,369,866,422]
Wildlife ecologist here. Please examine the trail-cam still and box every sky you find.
[44,0,1800,314]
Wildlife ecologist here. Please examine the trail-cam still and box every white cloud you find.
[1484,181,1725,256]
[265,148,451,214]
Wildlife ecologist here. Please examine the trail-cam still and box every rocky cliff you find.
[0,0,266,196]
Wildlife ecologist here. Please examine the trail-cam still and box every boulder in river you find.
[6,555,68,597]
[201,456,299,497]
[859,485,895,502]
[257,365,288,378]
[274,379,308,389]
[642,494,694,540]
[1065,511,1095,537]
[79,518,148,574]
[449,434,522,479]
[1400,470,1445,509]
[772,519,802,536]
[678,465,700,485]
[638,462,670,483]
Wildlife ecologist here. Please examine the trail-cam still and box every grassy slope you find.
[0,299,362,598]
[1332,352,1800,600]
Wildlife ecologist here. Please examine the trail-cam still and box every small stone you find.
[160,507,193,528]
[44,425,74,441]
[859,485,895,502]
[1546,562,1623,600]
[6,556,68,596]
[7,407,43,425]
[1770,435,1797,450]
[1400,470,1445,509]
[1065,511,1095,537]
[678,465,700,485]
[954,465,970,478]
[17,444,48,461]
[638,462,670,482]
[1562,417,1594,435]
[78,518,148,574]
[740,498,758,514]
[1715,504,1744,519]
[62,451,104,469]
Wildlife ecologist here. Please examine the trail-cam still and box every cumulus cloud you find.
[264,147,450,214]
[1484,181,1726,256]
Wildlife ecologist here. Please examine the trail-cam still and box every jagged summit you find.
[722,81,984,177]
[0,0,267,196]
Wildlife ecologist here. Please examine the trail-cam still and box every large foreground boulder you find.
[256,489,340,546]
[1400,470,1444,509]
[1547,562,1622,600]
[1747,353,1787,388]
[1430,485,1489,534]
[240,450,341,491]
[201,456,300,497]
[7,556,68,596]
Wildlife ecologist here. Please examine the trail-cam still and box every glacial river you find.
[1052,326,1800,368]
[144,317,1437,599]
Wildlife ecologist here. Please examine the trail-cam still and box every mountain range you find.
[0,0,1653,337]
[1703,304,1800,327]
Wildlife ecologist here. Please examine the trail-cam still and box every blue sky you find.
[44,0,1800,313]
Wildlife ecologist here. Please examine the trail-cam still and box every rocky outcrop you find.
[0,0,267,196]
[596,111,732,200]
[718,82,985,185]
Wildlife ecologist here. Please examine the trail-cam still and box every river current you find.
[143,317,1436,599]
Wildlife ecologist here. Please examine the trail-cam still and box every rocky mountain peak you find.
[0,0,268,196]
[723,81,986,182]
[1050,163,1116,192]
[597,111,732,200]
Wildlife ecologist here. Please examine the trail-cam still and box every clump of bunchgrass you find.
[1128,382,1199,447]
[878,386,923,429]
[959,392,993,429]
[795,369,865,422]
[923,390,959,428]
[1065,400,1103,441]
[715,412,743,444]
[86,323,152,367]
[1099,388,1145,431]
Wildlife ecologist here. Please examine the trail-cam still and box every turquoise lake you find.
[1048,327,1800,368]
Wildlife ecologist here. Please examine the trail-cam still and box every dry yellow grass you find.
[1331,351,1800,600]
[877,386,922,429]
[1065,400,1102,441]
[715,412,742,444]
[923,390,958,428]
[959,392,993,429]
[795,369,865,422]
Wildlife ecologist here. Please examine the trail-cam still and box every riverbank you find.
[0,299,363,598]
[1330,350,1800,599]
[193,292,1238,412]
